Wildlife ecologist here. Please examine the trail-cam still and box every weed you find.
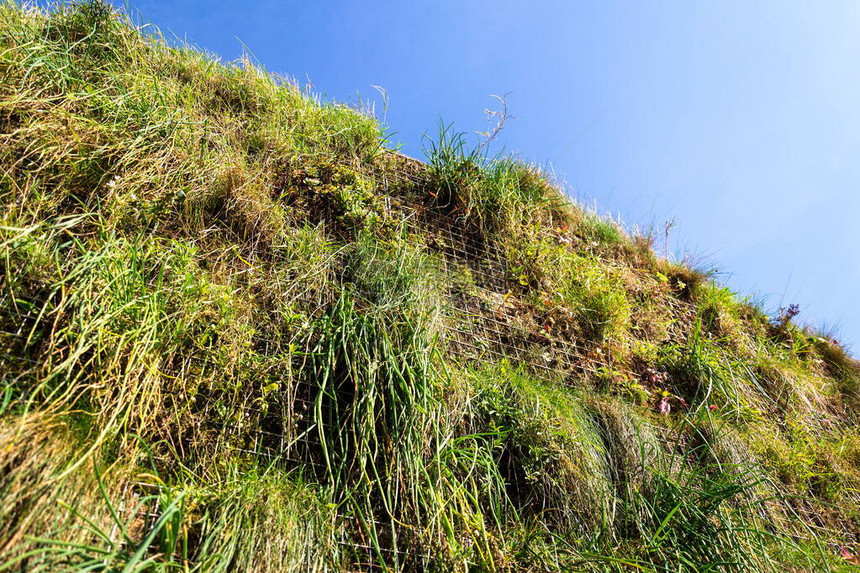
[0,2,857,571]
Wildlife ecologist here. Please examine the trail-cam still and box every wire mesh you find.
[0,151,619,569]
[364,154,606,381]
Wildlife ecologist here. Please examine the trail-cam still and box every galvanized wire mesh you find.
[364,154,604,379]
[0,152,617,569]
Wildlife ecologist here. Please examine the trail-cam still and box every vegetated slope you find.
[1,2,859,571]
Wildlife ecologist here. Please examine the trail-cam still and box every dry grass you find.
[1,1,858,571]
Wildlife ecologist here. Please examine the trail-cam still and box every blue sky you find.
[124,0,859,350]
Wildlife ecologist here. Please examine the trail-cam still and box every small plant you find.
[777,303,801,327]
[476,92,515,153]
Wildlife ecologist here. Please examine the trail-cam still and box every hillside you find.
[1,2,859,571]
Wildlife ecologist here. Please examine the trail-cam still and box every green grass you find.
[1,1,859,571]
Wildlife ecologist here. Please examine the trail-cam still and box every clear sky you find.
[122,0,860,351]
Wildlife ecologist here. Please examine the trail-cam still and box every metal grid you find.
[0,152,615,569]
[365,154,607,381]
[337,518,432,573]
